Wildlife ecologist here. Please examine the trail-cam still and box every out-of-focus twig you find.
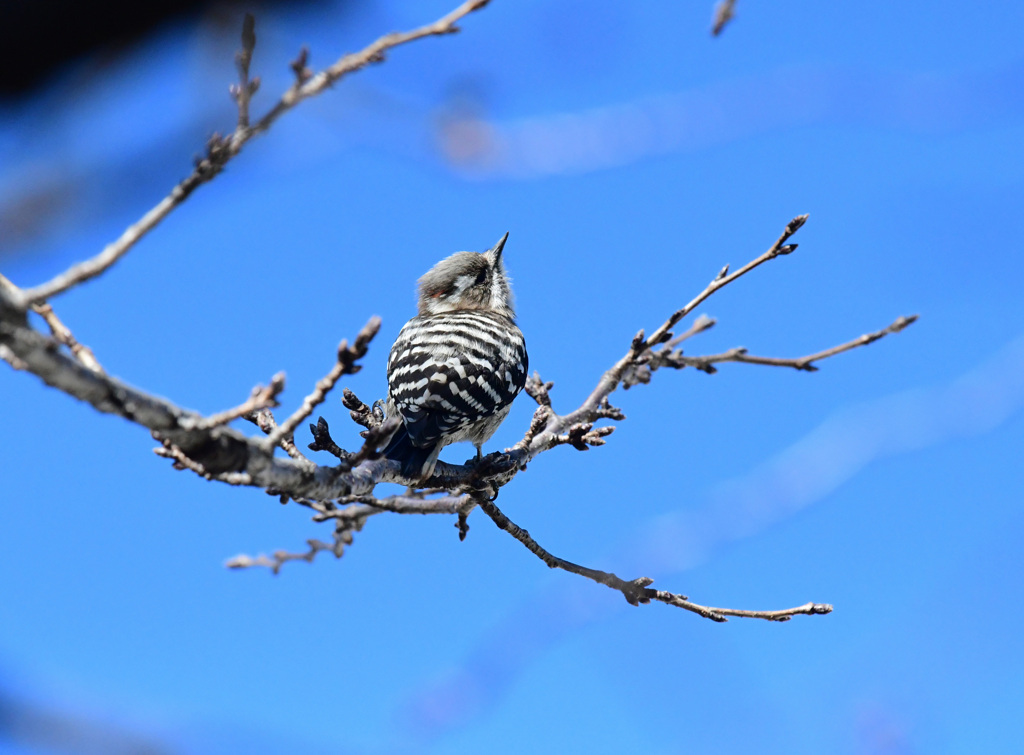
[11,0,492,307]
[0,273,103,372]
[711,0,737,36]
[230,14,259,129]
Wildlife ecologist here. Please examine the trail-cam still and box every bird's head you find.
[416,233,514,318]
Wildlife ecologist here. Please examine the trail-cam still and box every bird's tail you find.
[381,424,438,481]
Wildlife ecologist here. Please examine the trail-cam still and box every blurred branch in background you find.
[712,0,737,36]
[8,1,492,306]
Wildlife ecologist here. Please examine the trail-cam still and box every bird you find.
[382,233,528,481]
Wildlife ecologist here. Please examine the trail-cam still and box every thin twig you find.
[339,416,403,471]
[626,315,918,384]
[711,0,737,36]
[476,495,829,622]
[33,302,105,373]
[224,494,451,573]
[664,313,716,349]
[648,214,809,350]
[654,593,832,622]
[315,493,467,521]
[0,273,104,371]
[225,536,341,574]
[684,315,918,373]
[528,215,810,452]
[230,14,259,130]
[263,316,381,450]
[247,407,317,471]
[15,0,491,306]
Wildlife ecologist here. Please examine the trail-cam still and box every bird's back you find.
[387,309,528,450]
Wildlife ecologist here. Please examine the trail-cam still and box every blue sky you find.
[2,1,1023,752]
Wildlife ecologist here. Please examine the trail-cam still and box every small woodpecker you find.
[382,233,528,481]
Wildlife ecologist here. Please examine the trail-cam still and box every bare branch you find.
[247,407,317,471]
[654,594,833,622]
[687,319,919,371]
[711,0,737,36]
[226,536,344,574]
[757,314,918,367]
[476,495,829,621]
[226,492,468,573]
[12,0,492,306]
[0,75,911,623]
[1,212,914,519]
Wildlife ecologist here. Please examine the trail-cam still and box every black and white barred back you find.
[384,310,528,479]
[382,233,528,481]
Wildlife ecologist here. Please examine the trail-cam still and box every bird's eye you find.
[474,269,488,286]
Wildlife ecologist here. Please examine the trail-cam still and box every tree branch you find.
[476,495,830,622]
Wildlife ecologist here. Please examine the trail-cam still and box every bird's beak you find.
[489,232,510,264]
